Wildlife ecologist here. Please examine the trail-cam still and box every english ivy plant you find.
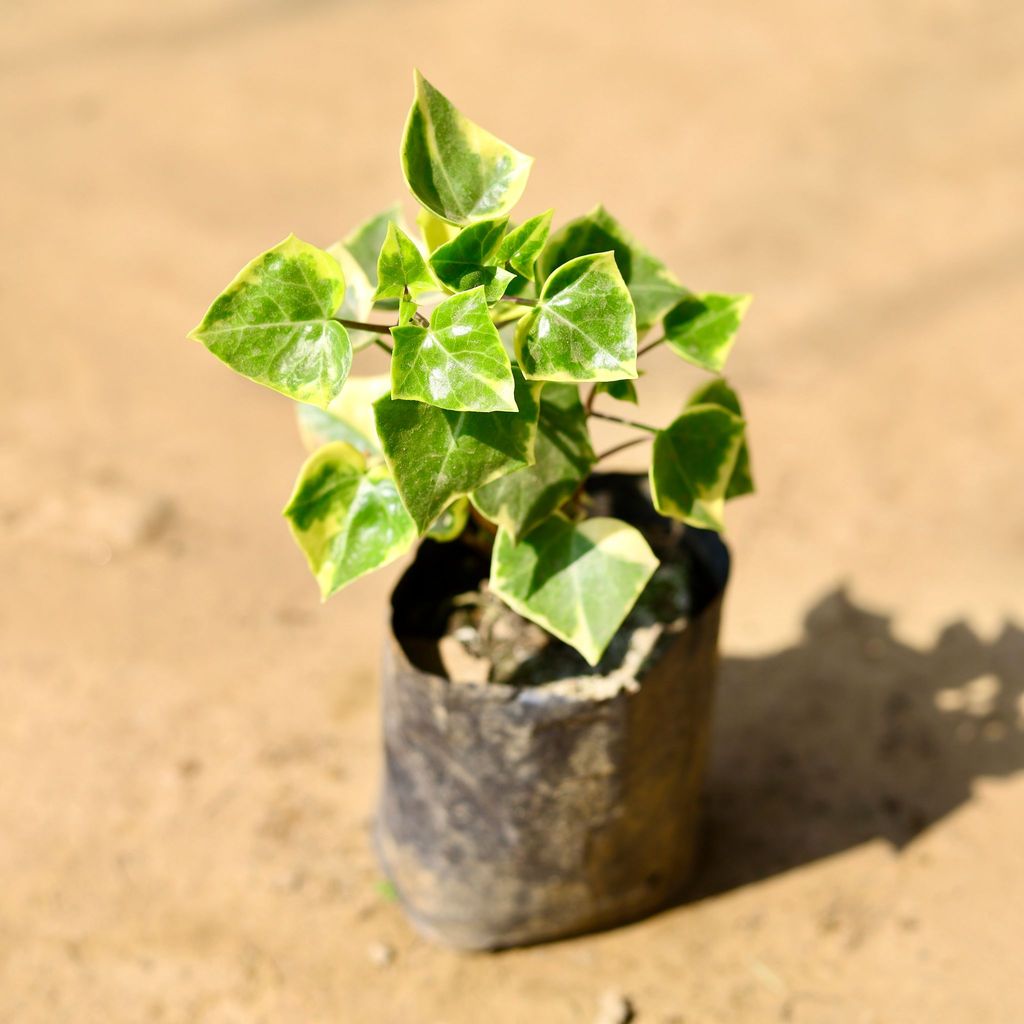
[190,71,754,667]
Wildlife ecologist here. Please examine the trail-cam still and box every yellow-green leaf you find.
[490,516,659,665]
[326,240,376,351]
[649,404,745,531]
[401,70,533,225]
[515,252,637,382]
[687,378,754,499]
[663,293,752,373]
[295,374,391,455]
[426,497,470,542]
[495,209,553,279]
[391,287,516,412]
[188,235,351,409]
[373,222,439,303]
[283,442,416,598]
[429,217,514,301]
[417,207,459,253]
[343,204,404,290]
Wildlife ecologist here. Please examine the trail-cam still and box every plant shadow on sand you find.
[686,587,1024,902]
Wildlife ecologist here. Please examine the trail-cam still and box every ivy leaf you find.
[374,369,540,534]
[495,209,553,279]
[663,293,751,373]
[326,240,376,351]
[540,206,687,332]
[429,217,514,301]
[515,252,637,382]
[401,70,533,225]
[596,378,639,404]
[373,222,439,303]
[649,404,745,531]
[490,516,659,665]
[417,207,459,253]
[390,287,517,412]
[188,235,351,409]
[295,374,391,455]
[283,442,416,598]
[343,204,404,290]
[687,378,754,499]
[471,383,595,540]
[426,497,469,542]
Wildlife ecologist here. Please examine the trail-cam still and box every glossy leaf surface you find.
[343,204,403,290]
[687,378,754,499]
[295,374,391,455]
[284,442,416,598]
[188,235,350,408]
[374,370,540,533]
[471,383,595,540]
[373,222,439,303]
[416,207,458,253]
[649,404,745,531]
[429,217,513,301]
[663,293,751,372]
[390,287,516,412]
[515,252,637,382]
[540,206,687,332]
[490,516,659,665]
[495,209,553,279]
[596,378,639,404]
[326,240,376,351]
[401,71,533,225]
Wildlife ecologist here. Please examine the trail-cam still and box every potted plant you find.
[189,71,753,950]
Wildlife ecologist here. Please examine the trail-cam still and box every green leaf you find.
[515,252,637,382]
[649,404,745,531]
[373,222,439,303]
[490,516,659,665]
[390,287,516,412]
[495,209,553,279]
[596,378,639,404]
[429,217,514,301]
[326,240,376,351]
[283,442,416,598]
[401,70,533,225]
[663,293,751,373]
[471,383,595,540]
[343,204,404,290]
[687,378,754,499]
[188,234,351,409]
[417,207,459,253]
[295,374,391,455]
[426,497,469,541]
[540,206,687,332]
[374,369,540,534]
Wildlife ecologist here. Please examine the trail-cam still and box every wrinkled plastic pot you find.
[375,476,730,950]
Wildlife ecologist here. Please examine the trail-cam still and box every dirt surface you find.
[2,1,1022,1021]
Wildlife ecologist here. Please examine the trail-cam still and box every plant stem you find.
[492,315,523,329]
[589,410,658,434]
[594,435,654,462]
[500,295,537,307]
[333,317,395,335]
[637,335,666,357]
[373,336,394,355]
[584,384,598,415]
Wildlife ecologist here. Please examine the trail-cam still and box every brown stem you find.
[589,410,658,434]
[595,435,653,462]
[637,335,665,357]
[372,336,394,355]
[333,317,396,335]
[500,295,537,307]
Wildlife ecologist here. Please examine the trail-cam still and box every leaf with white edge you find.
[326,240,376,351]
[687,378,754,499]
[188,235,351,409]
[596,378,639,404]
[429,217,514,301]
[283,442,416,598]
[295,374,391,455]
[417,207,459,253]
[374,369,540,534]
[490,516,659,665]
[391,287,516,412]
[471,383,595,540]
[401,70,533,225]
[540,206,687,332]
[515,252,637,382]
[495,209,553,278]
[343,204,403,290]
[373,222,439,303]
[663,293,751,373]
[426,497,469,541]
[649,404,745,531]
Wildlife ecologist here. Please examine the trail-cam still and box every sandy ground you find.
[2,1,1023,1021]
